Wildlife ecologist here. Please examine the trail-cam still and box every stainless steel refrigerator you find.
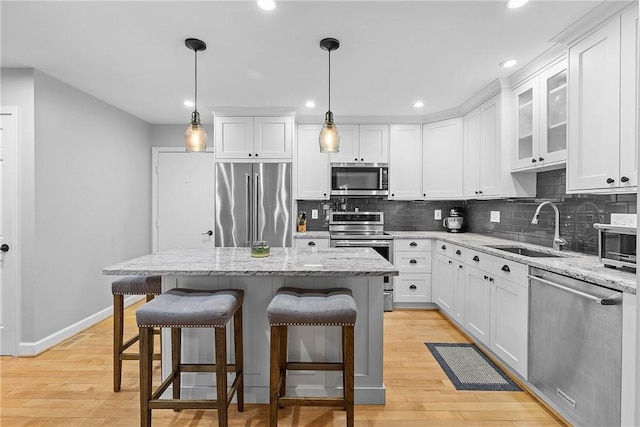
[215,163,292,247]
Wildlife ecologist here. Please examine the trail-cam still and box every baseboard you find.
[18,295,145,357]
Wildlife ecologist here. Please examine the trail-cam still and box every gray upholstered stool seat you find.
[136,288,244,427]
[267,287,357,427]
[111,275,162,392]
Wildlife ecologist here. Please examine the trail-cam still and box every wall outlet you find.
[490,211,500,223]
[434,210,442,220]
[311,209,318,219]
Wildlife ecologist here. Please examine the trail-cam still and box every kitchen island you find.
[103,246,399,404]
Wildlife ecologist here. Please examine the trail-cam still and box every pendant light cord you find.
[194,50,198,114]
[328,49,331,112]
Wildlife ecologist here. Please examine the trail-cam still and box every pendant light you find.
[185,38,207,152]
[319,37,340,153]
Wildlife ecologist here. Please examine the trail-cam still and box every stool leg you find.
[113,294,124,392]
[214,326,229,427]
[172,328,181,401]
[343,325,355,427]
[269,325,282,427]
[233,306,244,412]
[139,326,153,427]
[278,325,288,401]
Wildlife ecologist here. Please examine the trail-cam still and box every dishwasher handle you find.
[529,274,622,305]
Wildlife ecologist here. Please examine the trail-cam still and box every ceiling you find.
[0,0,622,124]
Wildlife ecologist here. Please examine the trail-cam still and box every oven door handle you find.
[333,240,392,248]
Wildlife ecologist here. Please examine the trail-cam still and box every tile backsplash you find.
[297,169,636,255]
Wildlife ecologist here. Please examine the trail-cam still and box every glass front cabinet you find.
[513,60,567,171]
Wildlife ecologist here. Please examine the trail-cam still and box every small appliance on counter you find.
[443,207,465,233]
[593,213,637,270]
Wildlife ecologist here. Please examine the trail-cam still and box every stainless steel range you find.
[329,211,394,311]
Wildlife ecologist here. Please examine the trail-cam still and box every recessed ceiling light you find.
[499,59,518,68]
[257,0,277,11]
[506,0,529,9]
[414,101,425,108]
[184,100,194,107]
[305,100,316,108]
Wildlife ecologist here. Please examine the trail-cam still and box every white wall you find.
[151,123,213,148]
[2,68,153,349]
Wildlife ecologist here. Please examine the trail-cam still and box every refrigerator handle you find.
[254,173,260,242]
[245,173,251,245]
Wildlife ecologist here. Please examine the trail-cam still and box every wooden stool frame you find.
[269,324,354,427]
[138,305,244,427]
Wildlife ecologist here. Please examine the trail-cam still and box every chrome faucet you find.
[531,201,568,251]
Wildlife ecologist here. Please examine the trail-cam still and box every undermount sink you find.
[483,245,567,258]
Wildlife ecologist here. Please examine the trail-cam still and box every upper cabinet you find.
[388,124,422,200]
[215,116,293,160]
[463,95,501,198]
[422,118,464,199]
[567,6,638,193]
[330,124,388,164]
[512,60,567,171]
[296,125,330,200]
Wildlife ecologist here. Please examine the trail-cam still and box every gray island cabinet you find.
[103,247,399,404]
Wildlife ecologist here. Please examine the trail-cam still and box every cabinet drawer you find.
[394,274,431,303]
[395,239,431,252]
[435,240,454,256]
[465,248,527,283]
[293,238,330,249]
[395,252,431,273]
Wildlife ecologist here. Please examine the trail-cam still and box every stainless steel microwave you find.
[331,166,388,196]
[593,223,636,269]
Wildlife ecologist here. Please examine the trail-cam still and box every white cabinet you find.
[432,241,466,323]
[388,125,422,200]
[422,118,464,199]
[293,237,330,249]
[567,6,638,193]
[296,125,329,200]
[330,124,388,164]
[463,249,528,377]
[512,60,567,171]
[215,116,292,160]
[463,95,501,198]
[393,239,432,305]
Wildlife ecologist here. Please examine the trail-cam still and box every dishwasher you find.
[528,267,623,427]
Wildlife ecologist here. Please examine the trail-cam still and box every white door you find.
[0,109,18,356]
[296,125,330,199]
[153,149,215,252]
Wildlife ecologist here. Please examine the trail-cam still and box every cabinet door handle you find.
[248,153,252,157]
[308,241,316,246]
[409,259,417,264]
[448,260,452,264]
[473,255,479,262]
[484,275,488,280]
[458,264,464,269]
[531,158,537,163]
[441,244,446,250]
[410,242,418,247]
[455,249,461,255]
[360,158,364,162]
[621,176,630,183]
[539,157,544,162]
[409,285,417,290]
[478,190,483,194]
[489,277,494,282]
[606,178,615,184]
[201,230,213,236]
[354,158,358,162]
[474,191,479,195]
[255,153,259,157]
[501,265,510,272]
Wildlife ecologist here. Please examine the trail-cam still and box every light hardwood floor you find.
[1,304,565,426]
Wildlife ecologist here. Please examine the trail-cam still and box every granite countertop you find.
[103,247,399,277]
[390,231,637,295]
[293,231,330,239]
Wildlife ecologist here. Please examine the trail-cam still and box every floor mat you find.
[425,342,521,391]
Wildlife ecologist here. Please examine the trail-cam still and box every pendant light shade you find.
[185,38,207,152]
[319,38,340,153]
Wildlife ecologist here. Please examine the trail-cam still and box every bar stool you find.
[267,287,357,427]
[112,275,162,392]
[136,288,244,427]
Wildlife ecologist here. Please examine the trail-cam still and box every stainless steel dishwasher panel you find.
[528,268,622,427]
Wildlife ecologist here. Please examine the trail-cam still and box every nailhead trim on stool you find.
[136,288,244,427]
[112,275,162,392]
[266,287,357,427]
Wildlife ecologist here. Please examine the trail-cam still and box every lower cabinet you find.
[393,239,432,305]
[457,248,529,377]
